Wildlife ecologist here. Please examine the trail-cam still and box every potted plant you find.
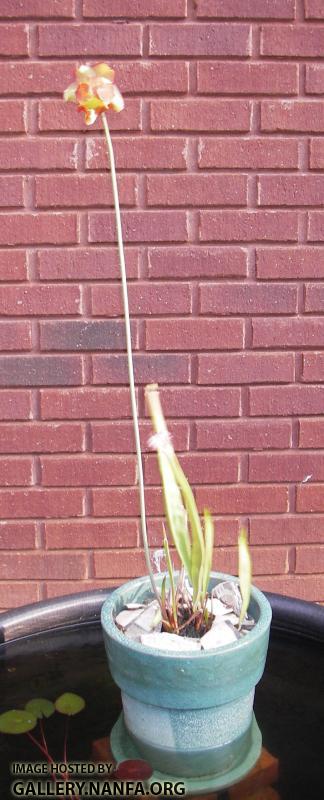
[64,65,272,792]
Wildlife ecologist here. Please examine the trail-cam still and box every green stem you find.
[101,113,158,598]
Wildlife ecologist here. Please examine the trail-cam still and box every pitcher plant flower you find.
[64,63,158,598]
[64,62,124,125]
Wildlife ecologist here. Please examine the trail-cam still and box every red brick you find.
[296,546,324,573]
[253,317,324,348]
[149,23,250,56]
[0,457,33,486]
[38,248,139,281]
[196,485,289,514]
[249,453,324,483]
[299,419,324,448]
[45,519,138,549]
[0,214,77,246]
[92,354,190,385]
[35,174,136,208]
[40,388,133,419]
[200,283,297,314]
[0,138,77,170]
[0,322,32,351]
[91,283,192,316]
[310,139,324,169]
[254,575,324,601]
[0,251,27,281]
[148,387,240,418]
[93,487,162,517]
[259,175,324,207]
[0,356,83,387]
[0,285,80,316]
[145,453,239,486]
[44,580,117,598]
[306,66,324,95]
[199,137,298,169]
[113,61,189,94]
[86,136,188,170]
[0,552,87,580]
[40,320,138,351]
[211,546,286,576]
[305,0,324,18]
[198,353,294,384]
[0,177,24,207]
[261,24,324,57]
[250,547,289,574]
[250,386,324,416]
[0,582,40,608]
[0,390,32,420]
[0,0,75,16]
[196,0,295,17]
[261,101,324,133]
[0,522,36,550]
[39,99,142,132]
[151,100,251,132]
[250,515,324,544]
[304,283,324,313]
[256,247,324,279]
[297,485,324,513]
[0,100,25,133]
[0,423,84,453]
[94,549,146,579]
[147,174,247,207]
[198,62,297,95]
[41,455,136,486]
[308,212,324,241]
[0,23,28,55]
[148,246,247,279]
[89,211,188,243]
[91,420,190,453]
[302,353,324,382]
[84,0,186,17]
[0,489,84,518]
[146,318,244,351]
[38,24,142,56]
[196,420,291,450]
[0,62,74,95]
[200,211,298,242]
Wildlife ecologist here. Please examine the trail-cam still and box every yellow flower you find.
[63,63,124,126]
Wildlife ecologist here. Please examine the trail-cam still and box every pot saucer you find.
[110,712,262,795]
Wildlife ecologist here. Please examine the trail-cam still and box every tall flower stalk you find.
[64,63,158,596]
[101,114,158,596]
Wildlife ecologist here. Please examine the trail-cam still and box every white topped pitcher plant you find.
[64,64,272,792]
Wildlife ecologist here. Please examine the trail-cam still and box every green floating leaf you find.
[238,528,252,627]
[25,698,55,720]
[0,709,37,735]
[55,693,85,717]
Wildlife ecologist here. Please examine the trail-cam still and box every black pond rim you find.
[0,589,323,648]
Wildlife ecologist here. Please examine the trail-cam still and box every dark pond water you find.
[0,618,323,799]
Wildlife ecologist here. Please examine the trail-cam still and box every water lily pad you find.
[55,693,85,716]
[114,759,153,780]
[0,709,37,734]
[25,698,55,720]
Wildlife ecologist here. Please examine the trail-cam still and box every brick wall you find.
[0,0,323,612]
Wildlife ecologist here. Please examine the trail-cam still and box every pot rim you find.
[101,571,272,660]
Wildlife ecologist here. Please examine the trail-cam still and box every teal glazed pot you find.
[101,572,272,781]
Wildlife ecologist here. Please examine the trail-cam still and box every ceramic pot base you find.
[110,712,262,795]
